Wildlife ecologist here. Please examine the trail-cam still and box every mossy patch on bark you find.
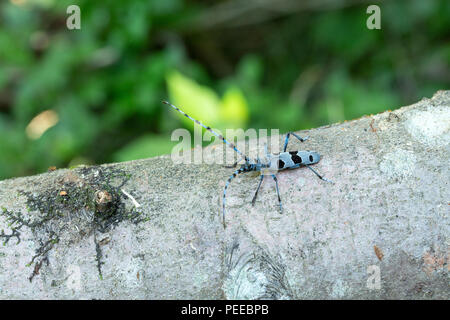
[0,165,146,281]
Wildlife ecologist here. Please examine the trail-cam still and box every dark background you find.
[0,0,448,180]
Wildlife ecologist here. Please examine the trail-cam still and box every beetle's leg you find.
[223,161,238,168]
[271,174,283,213]
[306,165,333,183]
[223,154,245,168]
[223,168,246,228]
[283,132,309,152]
[251,174,265,206]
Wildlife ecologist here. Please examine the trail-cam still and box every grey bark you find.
[0,91,449,299]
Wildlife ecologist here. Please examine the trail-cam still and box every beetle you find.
[163,101,333,227]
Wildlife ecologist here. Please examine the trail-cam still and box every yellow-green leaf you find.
[219,87,249,129]
[165,70,220,128]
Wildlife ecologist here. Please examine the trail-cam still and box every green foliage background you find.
[0,0,449,180]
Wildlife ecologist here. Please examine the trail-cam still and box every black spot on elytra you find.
[278,159,285,169]
[289,151,302,164]
[309,155,314,162]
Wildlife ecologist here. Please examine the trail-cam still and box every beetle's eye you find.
[309,155,313,162]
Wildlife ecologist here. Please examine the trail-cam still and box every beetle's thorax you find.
[239,162,258,172]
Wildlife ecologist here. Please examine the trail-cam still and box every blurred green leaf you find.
[312,11,377,62]
[166,70,221,127]
[112,134,177,162]
[219,87,249,129]
[236,55,263,87]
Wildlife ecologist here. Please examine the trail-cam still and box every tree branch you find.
[0,91,448,299]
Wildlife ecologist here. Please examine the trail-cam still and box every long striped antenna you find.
[163,101,251,163]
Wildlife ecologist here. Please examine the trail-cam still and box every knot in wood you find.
[95,190,113,213]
